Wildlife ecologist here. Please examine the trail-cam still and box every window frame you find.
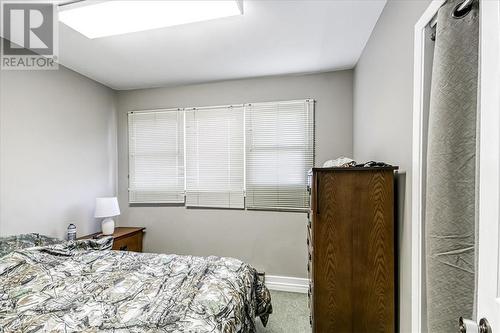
[127,99,315,211]
[184,104,246,209]
[244,99,315,212]
[127,108,185,205]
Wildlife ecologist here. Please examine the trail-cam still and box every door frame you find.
[476,0,500,328]
[412,0,500,332]
[412,2,446,332]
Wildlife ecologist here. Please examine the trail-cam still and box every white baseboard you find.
[265,275,308,294]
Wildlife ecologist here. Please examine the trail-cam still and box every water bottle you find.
[67,224,77,241]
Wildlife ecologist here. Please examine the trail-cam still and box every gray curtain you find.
[425,0,479,332]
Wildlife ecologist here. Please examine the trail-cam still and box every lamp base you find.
[101,218,115,235]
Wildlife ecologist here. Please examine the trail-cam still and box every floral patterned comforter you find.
[0,237,272,332]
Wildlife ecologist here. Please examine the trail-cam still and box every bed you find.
[0,234,272,332]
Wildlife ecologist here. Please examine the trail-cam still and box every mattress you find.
[0,237,272,332]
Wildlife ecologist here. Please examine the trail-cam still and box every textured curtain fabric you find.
[425,0,479,332]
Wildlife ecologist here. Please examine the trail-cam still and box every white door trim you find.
[412,1,447,332]
[476,0,500,327]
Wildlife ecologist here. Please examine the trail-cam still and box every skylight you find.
[59,1,243,39]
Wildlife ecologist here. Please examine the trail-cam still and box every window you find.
[127,99,314,211]
[185,105,245,208]
[245,100,314,210]
[128,109,184,203]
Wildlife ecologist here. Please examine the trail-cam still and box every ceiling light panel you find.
[59,0,243,39]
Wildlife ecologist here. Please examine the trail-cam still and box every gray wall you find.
[0,66,117,239]
[116,71,353,278]
[352,0,431,331]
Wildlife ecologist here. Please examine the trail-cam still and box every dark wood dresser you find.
[307,167,397,333]
[79,227,145,252]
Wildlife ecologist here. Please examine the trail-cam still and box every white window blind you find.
[245,99,314,210]
[128,109,184,203]
[185,105,245,208]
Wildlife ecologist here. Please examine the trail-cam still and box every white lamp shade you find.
[95,197,121,218]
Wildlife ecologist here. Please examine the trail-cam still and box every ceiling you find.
[55,0,386,90]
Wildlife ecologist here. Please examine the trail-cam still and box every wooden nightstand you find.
[79,227,145,252]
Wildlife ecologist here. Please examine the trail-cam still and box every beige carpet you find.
[256,290,311,333]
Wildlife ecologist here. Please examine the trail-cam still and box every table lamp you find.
[95,197,120,235]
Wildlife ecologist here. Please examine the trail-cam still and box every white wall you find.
[352,0,431,331]
[0,65,117,239]
[116,71,353,278]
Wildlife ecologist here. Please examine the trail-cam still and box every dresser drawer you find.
[112,232,143,252]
